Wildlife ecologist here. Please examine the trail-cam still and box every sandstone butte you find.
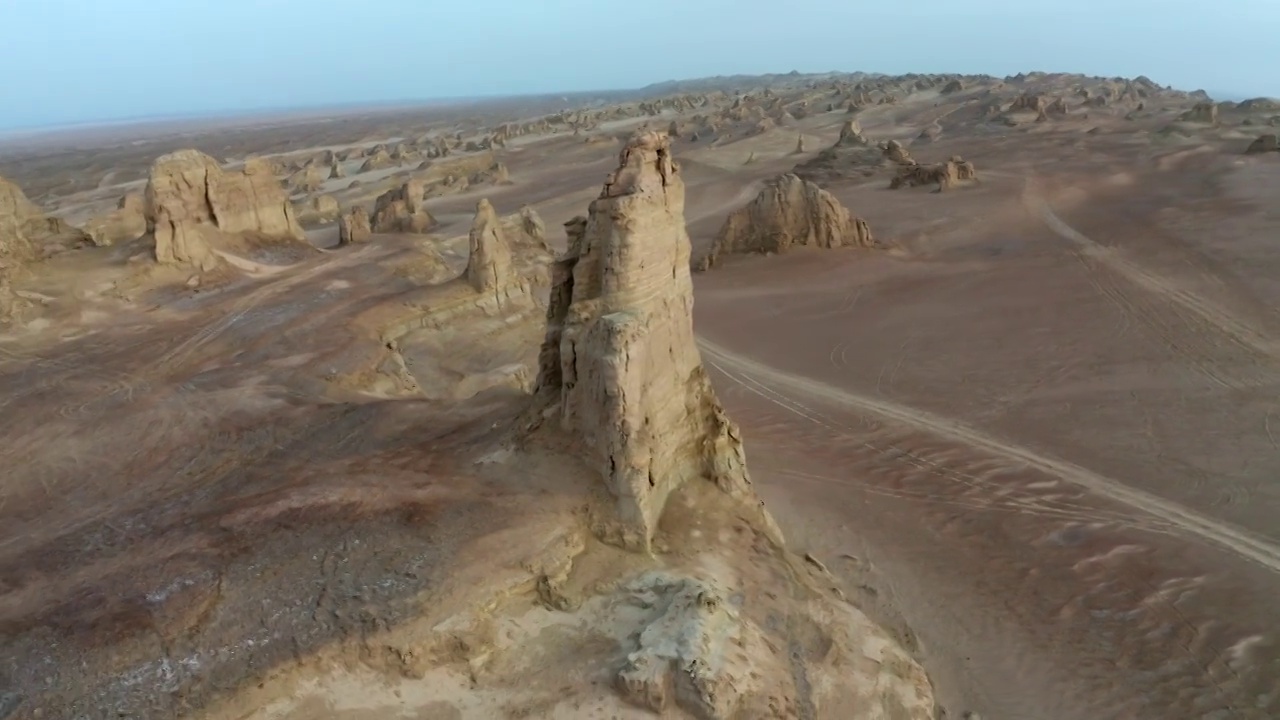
[144,149,306,271]
[697,172,876,271]
[517,131,936,717]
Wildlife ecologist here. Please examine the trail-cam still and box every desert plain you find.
[1,71,1279,720]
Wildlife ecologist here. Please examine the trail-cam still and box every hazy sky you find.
[2,0,1277,130]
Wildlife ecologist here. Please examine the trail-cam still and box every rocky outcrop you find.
[519,204,546,249]
[465,198,514,294]
[297,195,340,225]
[84,192,146,247]
[883,139,914,164]
[1010,93,1044,112]
[359,149,395,172]
[890,155,978,191]
[698,174,874,271]
[520,131,936,718]
[1,175,91,261]
[792,120,891,182]
[338,206,372,245]
[1180,102,1219,124]
[836,118,869,146]
[288,165,326,193]
[1246,134,1279,154]
[526,132,758,550]
[144,150,306,270]
[370,180,436,234]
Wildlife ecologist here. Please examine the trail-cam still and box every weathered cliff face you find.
[528,132,757,550]
[698,173,875,271]
[145,150,306,270]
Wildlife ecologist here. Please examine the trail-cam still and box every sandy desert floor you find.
[2,73,1279,719]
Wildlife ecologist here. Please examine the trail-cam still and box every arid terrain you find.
[2,71,1280,720]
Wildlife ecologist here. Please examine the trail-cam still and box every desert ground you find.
[2,72,1279,719]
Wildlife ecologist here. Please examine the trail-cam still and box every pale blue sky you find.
[2,0,1276,130]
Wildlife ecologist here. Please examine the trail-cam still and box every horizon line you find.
[1,71,1270,139]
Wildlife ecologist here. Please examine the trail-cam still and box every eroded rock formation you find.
[1246,134,1280,154]
[359,149,395,172]
[1180,101,1219,124]
[1,175,91,261]
[519,204,546,250]
[144,150,305,270]
[338,206,372,245]
[465,198,514,294]
[370,180,436,234]
[527,132,758,550]
[890,155,978,191]
[793,120,891,182]
[288,165,326,193]
[519,131,936,718]
[698,173,874,271]
[84,192,146,247]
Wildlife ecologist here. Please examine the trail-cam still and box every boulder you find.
[698,174,874,271]
[144,150,305,270]
[84,192,146,247]
[338,206,372,245]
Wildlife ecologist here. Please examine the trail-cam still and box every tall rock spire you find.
[529,132,758,550]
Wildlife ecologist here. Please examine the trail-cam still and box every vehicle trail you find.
[697,336,1280,574]
[1024,184,1279,389]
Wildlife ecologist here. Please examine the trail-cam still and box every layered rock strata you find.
[145,150,306,270]
[527,131,760,550]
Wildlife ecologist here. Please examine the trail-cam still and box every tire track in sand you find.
[1026,187,1279,389]
[697,337,1280,575]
